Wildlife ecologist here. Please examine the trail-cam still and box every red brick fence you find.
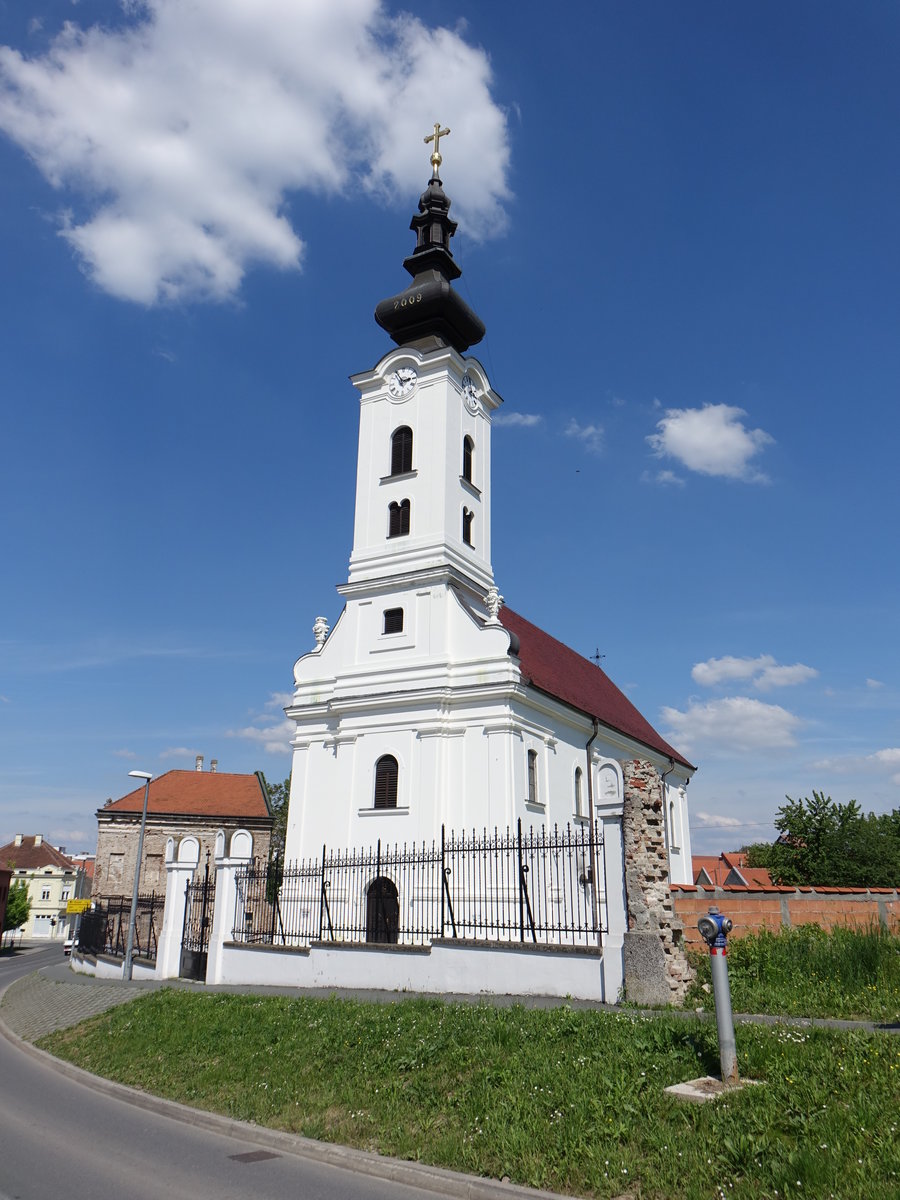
[672,884,899,949]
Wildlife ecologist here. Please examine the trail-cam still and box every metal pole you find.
[123,773,152,981]
[698,907,739,1085]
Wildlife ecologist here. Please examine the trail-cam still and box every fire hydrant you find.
[697,907,739,1084]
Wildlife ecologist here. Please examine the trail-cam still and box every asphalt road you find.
[0,946,512,1200]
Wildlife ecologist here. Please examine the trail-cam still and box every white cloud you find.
[564,418,604,455]
[111,748,137,759]
[692,654,818,691]
[160,746,199,760]
[493,412,542,428]
[654,469,685,487]
[228,692,294,755]
[814,746,900,787]
[692,811,744,828]
[866,678,885,689]
[647,404,774,482]
[661,696,802,753]
[0,1,510,303]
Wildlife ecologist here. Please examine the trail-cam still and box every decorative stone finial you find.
[313,615,330,649]
[424,121,450,177]
[485,585,504,625]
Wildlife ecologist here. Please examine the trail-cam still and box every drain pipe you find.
[661,756,676,876]
[585,718,600,942]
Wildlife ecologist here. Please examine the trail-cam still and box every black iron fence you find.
[233,820,605,950]
[77,893,162,961]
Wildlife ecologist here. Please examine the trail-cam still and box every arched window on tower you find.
[374,755,399,809]
[574,767,584,818]
[390,426,413,476]
[462,435,474,484]
[462,507,474,546]
[388,499,410,538]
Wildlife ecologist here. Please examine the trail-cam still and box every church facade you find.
[283,135,695,898]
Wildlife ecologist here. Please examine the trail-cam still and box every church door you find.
[365,877,400,944]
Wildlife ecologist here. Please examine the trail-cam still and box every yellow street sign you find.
[66,899,92,914]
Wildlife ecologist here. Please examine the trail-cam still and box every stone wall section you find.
[93,817,271,901]
[620,758,692,1005]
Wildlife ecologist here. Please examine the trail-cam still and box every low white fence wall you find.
[214,937,613,1002]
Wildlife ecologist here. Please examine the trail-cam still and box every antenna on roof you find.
[590,648,606,666]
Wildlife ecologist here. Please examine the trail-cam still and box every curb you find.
[0,971,572,1200]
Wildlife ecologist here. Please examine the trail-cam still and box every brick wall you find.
[672,884,899,947]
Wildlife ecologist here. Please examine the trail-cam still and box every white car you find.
[63,937,74,955]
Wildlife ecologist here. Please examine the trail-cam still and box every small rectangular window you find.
[383,608,404,634]
[527,749,538,806]
[41,887,51,901]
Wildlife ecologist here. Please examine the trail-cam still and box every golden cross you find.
[424,122,450,174]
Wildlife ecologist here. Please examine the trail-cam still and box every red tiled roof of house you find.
[499,607,694,770]
[99,770,271,820]
[0,837,76,871]
[693,851,773,888]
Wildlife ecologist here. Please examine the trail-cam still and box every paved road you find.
[0,947,558,1200]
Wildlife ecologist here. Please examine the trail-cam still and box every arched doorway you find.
[365,876,399,944]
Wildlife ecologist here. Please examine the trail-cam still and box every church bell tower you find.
[342,124,502,602]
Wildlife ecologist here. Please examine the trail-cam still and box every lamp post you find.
[123,770,152,981]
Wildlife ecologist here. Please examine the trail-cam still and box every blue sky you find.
[1,1,898,857]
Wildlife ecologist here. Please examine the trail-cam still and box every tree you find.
[3,880,31,939]
[261,773,290,861]
[745,791,900,887]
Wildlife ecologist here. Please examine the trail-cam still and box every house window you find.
[574,767,584,817]
[374,755,399,809]
[383,608,404,634]
[61,888,71,901]
[388,499,410,538]
[390,426,413,476]
[41,887,51,901]
[462,435,474,484]
[462,507,474,546]
[527,750,538,806]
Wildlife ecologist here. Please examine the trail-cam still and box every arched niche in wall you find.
[177,836,200,867]
[597,762,622,804]
[165,837,176,864]
[230,829,253,860]
[214,829,226,860]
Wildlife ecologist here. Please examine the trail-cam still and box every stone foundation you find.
[621,758,691,1004]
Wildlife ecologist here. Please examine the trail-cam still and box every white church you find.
[283,130,694,885]
[80,132,697,1004]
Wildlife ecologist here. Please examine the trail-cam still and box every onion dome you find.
[375,126,485,353]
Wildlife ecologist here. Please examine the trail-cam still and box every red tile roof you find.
[99,770,271,820]
[0,837,76,871]
[499,607,694,770]
[693,852,773,888]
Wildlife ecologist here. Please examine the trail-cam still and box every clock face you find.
[387,367,418,399]
[461,372,479,413]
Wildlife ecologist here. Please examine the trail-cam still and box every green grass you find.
[685,925,900,1022]
[40,991,900,1199]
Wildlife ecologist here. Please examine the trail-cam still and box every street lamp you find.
[123,770,152,981]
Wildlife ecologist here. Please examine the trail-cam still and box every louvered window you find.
[462,435,474,483]
[374,755,399,809]
[462,507,474,546]
[383,608,404,634]
[388,499,410,538]
[527,750,538,806]
[390,426,413,476]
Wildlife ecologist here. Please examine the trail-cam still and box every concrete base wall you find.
[216,939,610,1001]
[70,952,157,981]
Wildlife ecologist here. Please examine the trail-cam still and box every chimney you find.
[195,755,204,772]
[34,834,43,846]
[210,759,218,773]
[14,834,22,846]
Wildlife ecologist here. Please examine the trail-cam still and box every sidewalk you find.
[2,959,897,1044]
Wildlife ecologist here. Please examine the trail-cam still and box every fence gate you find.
[180,853,214,981]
